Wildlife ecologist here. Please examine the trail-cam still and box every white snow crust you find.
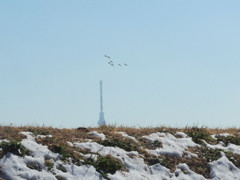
[0,131,240,179]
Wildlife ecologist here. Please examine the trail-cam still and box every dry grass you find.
[0,124,240,179]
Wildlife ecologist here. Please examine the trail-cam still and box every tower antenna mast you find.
[98,81,106,126]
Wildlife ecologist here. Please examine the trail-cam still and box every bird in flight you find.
[124,63,128,66]
[105,55,111,59]
[108,61,114,67]
[118,64,121,66]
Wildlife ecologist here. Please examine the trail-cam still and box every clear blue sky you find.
[1,1,240,128]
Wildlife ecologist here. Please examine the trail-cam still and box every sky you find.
[1,1,240,128]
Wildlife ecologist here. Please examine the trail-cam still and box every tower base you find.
[98,112,106,126]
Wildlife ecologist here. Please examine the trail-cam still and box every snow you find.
[115,132,138,142]
[175,132,188,138]
[174,163,206,180]
[0,130,240,179]
[88,131,106,140]
[0,153,56,180]
[203,140,240,155]
[143,132,200,158]
[209,156,240,179]
[0,139,9,143]
[211,133,234,140]
[20,132,59,159]
[0,131,102,180]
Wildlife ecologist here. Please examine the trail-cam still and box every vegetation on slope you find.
[0,124,240,179]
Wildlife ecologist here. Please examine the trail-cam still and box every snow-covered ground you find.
[0,130,240,180]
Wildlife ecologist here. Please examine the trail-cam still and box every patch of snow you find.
[174,163,206,180]
[218,133,234,137]
[0,139,10,143]
[0,132,103,180]
[74,141,161,179]
[88,131,106,140]
[211,133,235,140]
[20,132,59,159]
[108,163,173,180]
[126,151,138,157]
[66,141,74,147]
[74,140,204,180]
[203,140,240,155]
[209,156,240,179]
[83,154,98,162]
[115,132,138,142]
[143,132,200,158]
[185,151,198,159]
[175,132,188,138]
[36,134,52,138]
[55,164,103,180]
[0,153,56,180]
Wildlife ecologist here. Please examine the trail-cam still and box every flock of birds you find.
[104,55,128,67]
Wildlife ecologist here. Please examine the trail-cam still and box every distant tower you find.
[98,81,106,126]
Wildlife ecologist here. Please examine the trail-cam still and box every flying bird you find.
[108,61,114,67]
[124,63,128,66]
[118,64,121,66]
[105,55,111,59]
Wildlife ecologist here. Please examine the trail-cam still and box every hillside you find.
[0,125,240,180]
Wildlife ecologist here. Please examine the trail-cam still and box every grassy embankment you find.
[0,125,240,179]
